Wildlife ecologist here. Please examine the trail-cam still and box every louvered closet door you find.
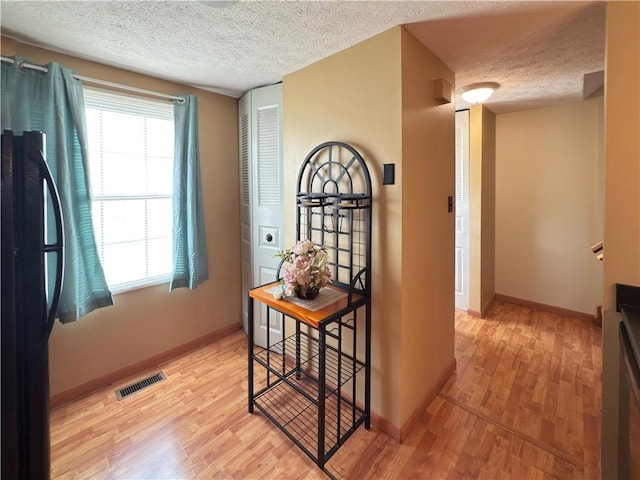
[241,84,284,348]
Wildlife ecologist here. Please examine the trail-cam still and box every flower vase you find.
[296,287,320,300]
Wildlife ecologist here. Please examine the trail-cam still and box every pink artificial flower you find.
[296,270,311,286]
[275,238,332,297]
[293,239,314,255]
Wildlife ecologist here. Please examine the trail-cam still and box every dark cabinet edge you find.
[616,283,640,312]
[620,304,640,381]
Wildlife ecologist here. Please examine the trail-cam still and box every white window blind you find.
[84,87,174,293]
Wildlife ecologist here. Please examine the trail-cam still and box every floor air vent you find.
[115,372,166,401]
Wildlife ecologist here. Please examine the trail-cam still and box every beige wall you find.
[469,104,496,315]
[283,26,454,430]
[399,28,455,425]
[283,27,404,426]
[601,2,640,478]
[495,99,604,315]
[2,38,242,396]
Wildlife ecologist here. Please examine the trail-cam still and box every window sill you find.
[110,275,171,295]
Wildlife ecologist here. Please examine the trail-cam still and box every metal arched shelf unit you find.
[248,142,372,475]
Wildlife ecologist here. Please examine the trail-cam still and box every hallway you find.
[325,301,601,479]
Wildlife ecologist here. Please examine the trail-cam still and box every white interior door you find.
[455,110,470,311]
[239,84,284,348]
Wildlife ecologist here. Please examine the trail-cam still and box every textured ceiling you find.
[0,0,606,113]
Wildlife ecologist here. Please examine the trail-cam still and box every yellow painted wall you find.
[495,99,604,315]
[283,27,403,426]
[399,28,455,425]
[2,38,241,396]
[601,2,640,478]
[283,26,455,429]
[469,104,496,315]
[480,107,496,313]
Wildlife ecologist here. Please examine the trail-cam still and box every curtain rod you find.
[1,56,185,103]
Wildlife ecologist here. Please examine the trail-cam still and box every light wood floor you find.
[50,300,602,479]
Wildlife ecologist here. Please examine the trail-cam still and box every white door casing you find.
[455,110,470,311]
[239,84,284,348]
[239,95,252,338]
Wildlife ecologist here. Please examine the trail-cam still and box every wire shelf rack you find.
[248,141,372,473]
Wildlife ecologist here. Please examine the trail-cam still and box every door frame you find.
[455,109,470,311]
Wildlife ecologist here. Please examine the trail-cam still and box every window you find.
[84,88,174,293]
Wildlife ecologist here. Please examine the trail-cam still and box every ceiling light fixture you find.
[458,82,499,104]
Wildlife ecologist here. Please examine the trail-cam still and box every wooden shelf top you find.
[249,282,363,328]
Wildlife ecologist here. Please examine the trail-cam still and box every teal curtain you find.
[170,94,209,291]
[1,57,113,322]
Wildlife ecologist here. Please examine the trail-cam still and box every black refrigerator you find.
[2,130,64,479]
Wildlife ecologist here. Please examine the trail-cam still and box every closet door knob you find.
[265,233,273,242]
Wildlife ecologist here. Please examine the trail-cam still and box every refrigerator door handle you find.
[38,154,64,337]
